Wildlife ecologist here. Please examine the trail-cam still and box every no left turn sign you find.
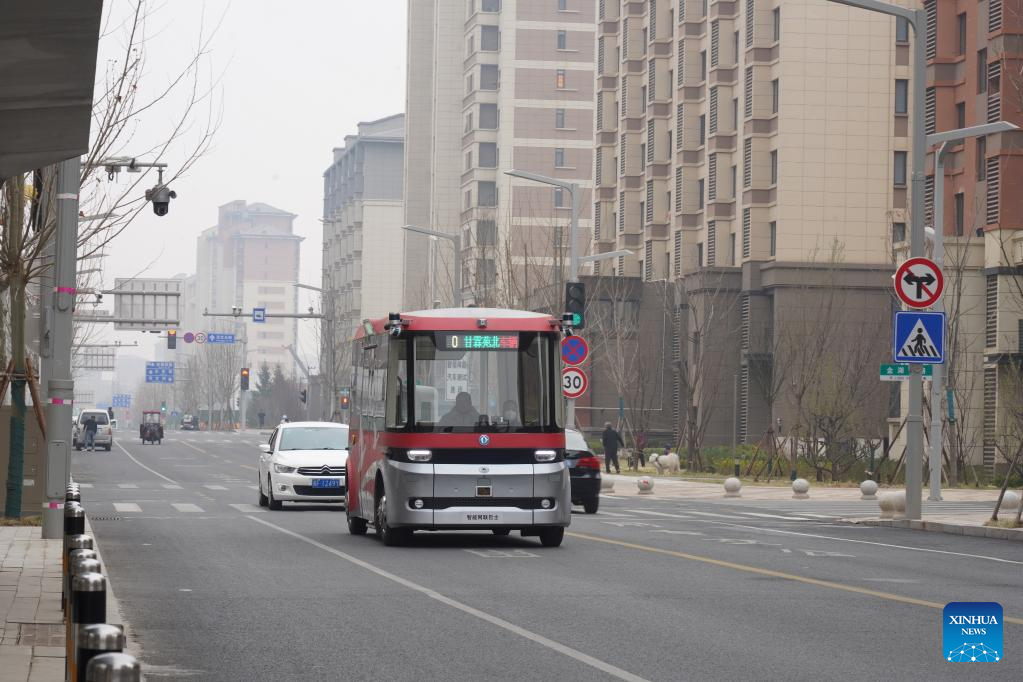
[561,367,588,399]
[894,257,944,308]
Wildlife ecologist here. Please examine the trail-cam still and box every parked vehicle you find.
[258,422,350,510]
[73,410,113,451]
[345,308,570,547]
[140,411,164,444]
[565,428,601,514]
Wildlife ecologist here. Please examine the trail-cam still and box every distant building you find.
[320,114,405,414]
[185,200,303,375]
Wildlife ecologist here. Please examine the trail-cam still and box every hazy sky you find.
[96,0,407,369]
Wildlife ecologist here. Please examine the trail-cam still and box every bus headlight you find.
[540,498,552,509]
[412,498,425,509]
[534,450,557,462]
[408,449,432,462]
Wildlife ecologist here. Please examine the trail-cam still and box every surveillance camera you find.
[145,184,177,217]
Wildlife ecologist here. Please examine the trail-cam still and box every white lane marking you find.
[247,485,259,491]
[113,503,141,513]
[162,484,183,490]
[706,522,1023,565]
[240,465,258,472]
[204,485,227,490]
[172,503,204,513]
[626,509,693,519]
[246,516,650,682]
[180,441,207,455]
[598,510,637,518]
[178,588,192,592]
[651,530,704,536]
[117,483,138,489]
[79,483,94,489]
[741,512,814,521]
[115,442,178,484]
[229,503,266,513]
[688,511,748,519]
[796,513,840,519]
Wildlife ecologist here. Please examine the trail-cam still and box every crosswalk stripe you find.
[162,484,183,490]
[627,510,693,519]
[741,512,814,521]
[204,485,227,490]
[171,503,204,513]
[117,483,137,489]
[113,503,141,512]
[688,511,748,519]
[229,503,266,513]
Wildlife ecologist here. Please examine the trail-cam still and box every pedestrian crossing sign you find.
[893,311,945,364]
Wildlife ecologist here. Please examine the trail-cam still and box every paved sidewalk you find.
[0,527,64,682]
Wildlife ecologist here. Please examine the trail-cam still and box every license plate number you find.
[464,513,501,523]
[312,478,341,488]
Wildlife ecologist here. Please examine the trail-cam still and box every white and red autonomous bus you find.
[345,308,570,547]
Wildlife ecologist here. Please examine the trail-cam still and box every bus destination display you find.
[440,333,519,350]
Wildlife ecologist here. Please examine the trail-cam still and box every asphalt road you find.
[72,430,1023,681]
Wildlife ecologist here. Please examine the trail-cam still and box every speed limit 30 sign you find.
[561,367,588,399]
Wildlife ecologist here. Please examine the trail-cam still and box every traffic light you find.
[160,401,166,413]
[299,389,307,404]
[565,281,586,329]
[240,367,250,391]
[340,394,350,410]
[167,329,177,349]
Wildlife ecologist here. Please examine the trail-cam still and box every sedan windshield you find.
[279,427,348,451]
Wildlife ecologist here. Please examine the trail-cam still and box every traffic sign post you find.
[252,307,266,323]
[894,257,944,308]
[206,332,235,344]
[144,362,175,384]
[561,367,588,399]
[893,311,945,364]
[879,364,932,381]
[560,336,589,366]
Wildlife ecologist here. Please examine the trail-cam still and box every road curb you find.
[843,517,1023,541]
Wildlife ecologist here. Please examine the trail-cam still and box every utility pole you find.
[41,157,80,536]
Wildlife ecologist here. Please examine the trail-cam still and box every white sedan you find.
[258,421,349,510]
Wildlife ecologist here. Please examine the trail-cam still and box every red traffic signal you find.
[167,329,177,349]
[240,367,250,391]
[340,395,350,409]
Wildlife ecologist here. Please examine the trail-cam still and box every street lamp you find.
[504,170,581,285]
[579,249,634,267]
[401,224,461,306]
[924,120,1018,501]
[825,0,927,520]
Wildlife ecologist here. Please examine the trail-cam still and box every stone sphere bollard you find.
[1001,491,1021,510]
[878,493,895,519]
[600,476,615,493]
[860,480,879,501]
[892,491,907,518]
[723,477,742,498]
[791,478,810,499]
[637,476,654,494]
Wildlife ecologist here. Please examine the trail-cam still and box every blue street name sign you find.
[252,307,266,323]
[206,333,236,344]
[145,361,176,384]
[893,311,945,365]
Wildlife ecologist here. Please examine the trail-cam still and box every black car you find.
[565,428,601,514]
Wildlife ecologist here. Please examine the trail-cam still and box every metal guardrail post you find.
[85,652,142,681]
[63,534,93,611]
[77,624,125,680]
[70,572,107,682]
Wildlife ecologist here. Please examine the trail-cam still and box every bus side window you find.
[386,338,408,428]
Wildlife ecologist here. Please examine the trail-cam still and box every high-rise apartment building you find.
[183,201,302,375]
[595,1,915,446]
[919,0,1022,474]
[405,0,596,310]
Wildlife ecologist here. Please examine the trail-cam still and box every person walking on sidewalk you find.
[601,422,624,474]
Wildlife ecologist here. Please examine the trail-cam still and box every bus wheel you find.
[538,527,564,548]
[347,506,367,535]
[375,494,408,546]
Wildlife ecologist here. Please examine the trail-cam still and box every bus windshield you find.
[402,331,560,433]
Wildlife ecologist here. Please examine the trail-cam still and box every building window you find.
[957,13,967,56]
[978,49,987,94]
[482,0,501,11]
[699,114,706,145]
[557,30,567,50]
[465,112,474,132]
[481,25,500,51]
[558,0,567,10]
[769,221,776,256]
[956,102,966,129]
[479,142,498,167]
[466,74,474,94]
[954,193,965,236]
[478,181,497,207]
[480,103,499,129]
[555,148,566,168]
[698,179,705,209]
[699,50,707,80]
[729,233,736,265]
[894,151,907,186]
[556,69,566,89]
[896,16,909,43]
[977,136,987,179]
[770,150,778,185]
[465,150,473,170]
[771,79,779,114]
[697,242,704,266]
[895,79,908,114]
[480,64,499,90]
[893,222,906,243]
[773,7,781,42]
[554,187,566,208]
[555,108,566,129]
[730,165,737,198]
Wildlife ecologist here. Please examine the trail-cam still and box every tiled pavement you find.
[0,527,64,682]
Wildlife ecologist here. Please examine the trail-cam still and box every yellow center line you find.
[567,532,1023,626]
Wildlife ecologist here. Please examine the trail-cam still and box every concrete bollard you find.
[860,480,879,501]
[77,624,125,681]
[892,491,907,519]
[1001,491,1021,510]
[86,652,142,681]
[70,573,107,682]
[878,493,895,519]
[791,478,810,499]
[599,476,614,493]
[723,477,742,498]
[637,476,654,494]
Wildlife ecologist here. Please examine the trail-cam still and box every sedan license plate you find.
[311,478,341,489]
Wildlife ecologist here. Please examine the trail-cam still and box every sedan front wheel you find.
[267,476,282,510]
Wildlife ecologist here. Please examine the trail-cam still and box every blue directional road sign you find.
[145,361,176,384]
[206,332,236,344]
[252,307,266,323]
[893,311,945,364]
[112,393,132,408]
